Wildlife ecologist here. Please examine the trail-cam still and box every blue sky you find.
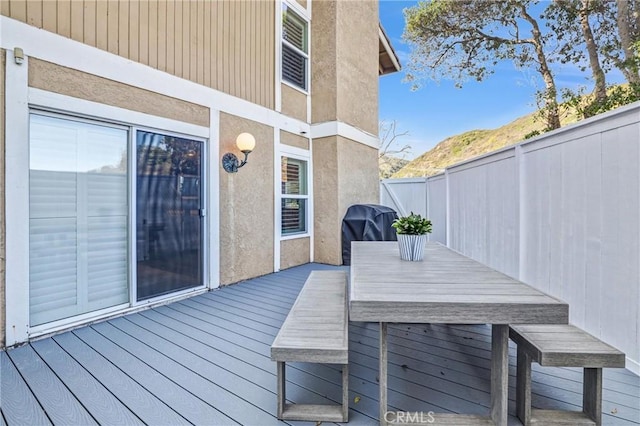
[377,1,622,159]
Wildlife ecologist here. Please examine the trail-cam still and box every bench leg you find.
[380,322,388,426]
[341,363,349,422]
[277,361,286,419]
[490,324,509,426]
[515,345,532,425]
[583,368,602,426]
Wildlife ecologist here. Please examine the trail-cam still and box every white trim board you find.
[311,121,380,150]
[4,52,30,347]
[0,16,310,136]
[29,89,210,138]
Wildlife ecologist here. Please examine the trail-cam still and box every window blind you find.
[281,157,308,235]
[29,114,129,326]
[282,7,308,90]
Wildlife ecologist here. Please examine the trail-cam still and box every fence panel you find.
[426,175,446,244]
[448,150,519,278]
[380,178,427,217]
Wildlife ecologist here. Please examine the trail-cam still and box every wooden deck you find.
[2,263,638,425]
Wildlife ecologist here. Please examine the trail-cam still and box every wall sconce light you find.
[14,47,25,65]
[222,132,256,173]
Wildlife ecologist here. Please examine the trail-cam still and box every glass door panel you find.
[29,114,129,326]
[136,131,203,301]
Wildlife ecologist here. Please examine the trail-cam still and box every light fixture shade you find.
[236,132,256,152]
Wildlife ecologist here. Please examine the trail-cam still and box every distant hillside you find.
[379,155,410,179]
[393,109,578,178]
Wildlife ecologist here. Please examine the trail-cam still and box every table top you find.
[349,241,569,324]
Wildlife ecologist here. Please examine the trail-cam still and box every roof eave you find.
[378,23,401,76]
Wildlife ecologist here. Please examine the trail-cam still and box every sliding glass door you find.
[28,114,206,328]
[136,131,204,301]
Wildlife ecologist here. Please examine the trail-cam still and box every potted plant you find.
[392,212,432,261]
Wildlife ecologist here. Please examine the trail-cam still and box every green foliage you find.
[523,130,541,140]
[403,0,539,89]
[562,83,640,119]
[392,212,433,235]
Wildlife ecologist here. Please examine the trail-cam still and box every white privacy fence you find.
[380,102,640,374]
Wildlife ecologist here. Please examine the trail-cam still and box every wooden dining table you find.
[349,241,569,426]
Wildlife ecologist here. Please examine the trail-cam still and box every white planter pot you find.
[397,234,427,261]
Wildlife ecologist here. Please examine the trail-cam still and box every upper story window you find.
[282,4,309,91]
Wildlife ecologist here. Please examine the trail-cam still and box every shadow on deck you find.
[2,263,639,425]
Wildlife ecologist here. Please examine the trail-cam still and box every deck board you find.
[7,345,97,425]
[30,338,144,425]
[1,263,638,425]
[0,351,51,426]
[73,325,237,425]
[51,331,190,425]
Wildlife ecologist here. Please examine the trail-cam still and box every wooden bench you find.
[510,324,625,426]
[270,270,349,422]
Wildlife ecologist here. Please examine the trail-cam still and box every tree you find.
[546,0,608,106]
[545,1,640,118]
[404,0,561,130]
[615,0,640,84]
[379,120,410,159]
[378,121,411,179]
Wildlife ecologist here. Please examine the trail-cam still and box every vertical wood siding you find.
[2,0,275,108]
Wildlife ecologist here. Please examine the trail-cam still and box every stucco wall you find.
[219,113,274,285]
[281,83,307,123]
[280,130,309,150]
[336,0,378,135]
[313,136,341,264]
[337,136,380,212]
[0,49,5,348]
[280,237,310,270]
[313,135,379,265]
[29,58,209,127]
[311,0,378,135]
[310,0,337,125]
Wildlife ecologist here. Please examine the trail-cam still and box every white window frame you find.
[281,1,310,93]
[278,145,312,241]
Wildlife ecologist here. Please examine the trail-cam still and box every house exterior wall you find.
[280,237,310,269]
[311,0,378,135]
[1,0,275,108]
[28,58,210,126]
[281,84,308,123]
[0,0,388,346]
[336,136,380,212]
[280,130,309,150]
[312,136,340,263]
[311,0,380,264]
[335,0,379,135]
[219,113,274,285]
[313,135,379,264]
[310,0,337,125]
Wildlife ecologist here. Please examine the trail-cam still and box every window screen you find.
[282,6,308,90]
